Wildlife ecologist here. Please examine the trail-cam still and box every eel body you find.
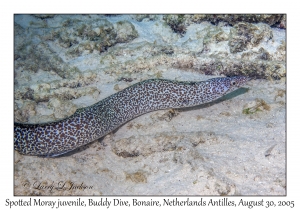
[14,76,249,157]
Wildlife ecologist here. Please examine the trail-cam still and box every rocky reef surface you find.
[14,14,285,195]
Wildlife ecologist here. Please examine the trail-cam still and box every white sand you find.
[14,15,285,195]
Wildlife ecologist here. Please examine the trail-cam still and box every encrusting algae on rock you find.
[13,14,285,196]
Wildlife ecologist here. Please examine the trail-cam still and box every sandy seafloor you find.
[14,15,286,195]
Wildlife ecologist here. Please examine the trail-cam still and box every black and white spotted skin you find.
[14,76,249,157]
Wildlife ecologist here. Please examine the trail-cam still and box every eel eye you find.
[231,81,236,86]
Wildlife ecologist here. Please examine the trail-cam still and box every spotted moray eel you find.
[14,76,249,157]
